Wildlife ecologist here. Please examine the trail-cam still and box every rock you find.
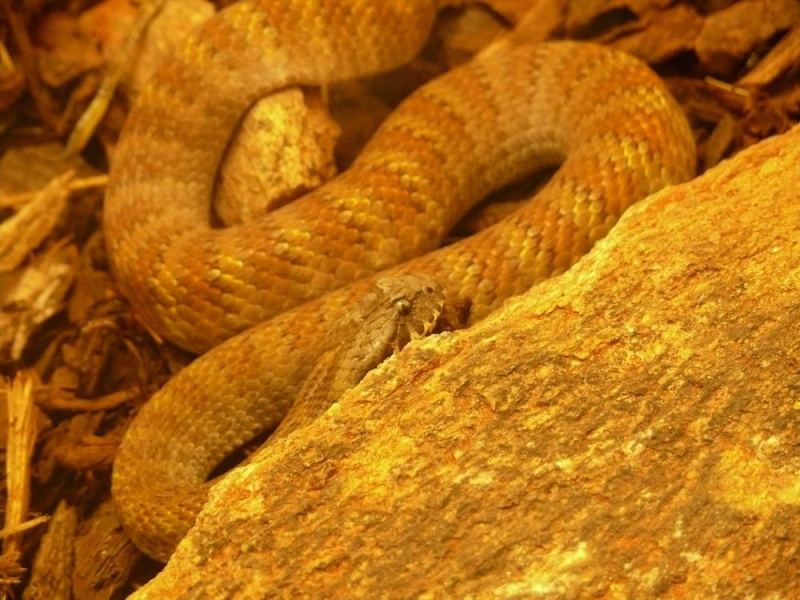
[133,125,800,598]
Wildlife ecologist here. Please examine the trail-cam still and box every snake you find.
[106,0,696,561]
[268,274,446,443]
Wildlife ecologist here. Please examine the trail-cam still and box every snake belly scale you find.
[107,0,696,561]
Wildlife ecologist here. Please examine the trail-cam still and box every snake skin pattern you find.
[106,0,696,561]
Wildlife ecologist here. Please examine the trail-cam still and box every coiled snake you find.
[106,0,696,561]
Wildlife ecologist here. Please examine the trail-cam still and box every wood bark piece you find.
[136,124,800,597]
[215,87,339,225]
[23,501,76,600]
[695,0,800,77]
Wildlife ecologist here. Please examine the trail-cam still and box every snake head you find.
[368,274,446,353]
[329,273,445,388]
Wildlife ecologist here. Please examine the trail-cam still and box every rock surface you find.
[134,126,800,598]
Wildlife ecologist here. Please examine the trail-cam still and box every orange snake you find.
[106,0,696,561]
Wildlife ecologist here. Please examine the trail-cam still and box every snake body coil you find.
[107,0,696,561]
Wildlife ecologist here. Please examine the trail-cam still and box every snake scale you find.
[106,0,696,561]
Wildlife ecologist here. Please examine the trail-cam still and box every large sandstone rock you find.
[134,125,800,598]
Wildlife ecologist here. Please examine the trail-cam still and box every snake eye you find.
[394,298,412,316]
